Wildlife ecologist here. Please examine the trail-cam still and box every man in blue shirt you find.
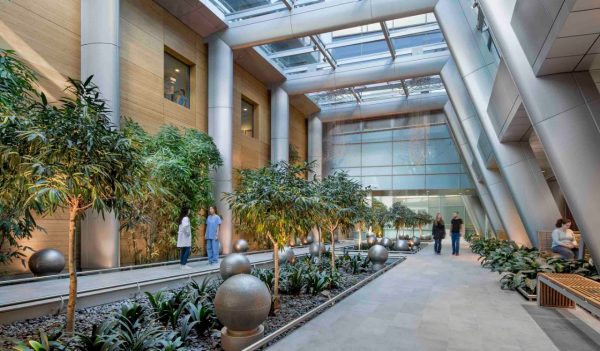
[205,206,222,264]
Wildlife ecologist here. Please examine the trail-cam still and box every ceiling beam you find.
[310,35,337,70]
[380,21,396,60]
[282,0,294,11]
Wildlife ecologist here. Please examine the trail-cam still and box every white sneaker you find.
[183,265,193,270]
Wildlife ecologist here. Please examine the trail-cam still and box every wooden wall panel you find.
[0,0,308,274]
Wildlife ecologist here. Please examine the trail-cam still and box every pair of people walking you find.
[177,205,222,269]
[432,212,464,255]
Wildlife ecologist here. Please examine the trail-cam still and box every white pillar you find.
[271,85,289,163]
[307,115,323,180]
[441,59,531,247]
[480,0,600,266]
[208,37,234,255]
[435,0,559,247]
[444,102,504,236]
[79,0,120,269]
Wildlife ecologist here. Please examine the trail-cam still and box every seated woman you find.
[551,218,578,260]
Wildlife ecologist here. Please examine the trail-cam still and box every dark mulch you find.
[0,265,391,350]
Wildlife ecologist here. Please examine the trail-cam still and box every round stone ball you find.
[274,246,294,265]
[412,237,421,247]
[214,274,271,332]
[220,253,251,280]
[29,249,65,276]
[306,233,315,245]
[233,239,249,253]
[366,235,377,247]
[309,242,325,257]
[287,248,296,265]
[368,244,388,265]
[381,237,392,249]
[394,239,410,251]
[301,236,309,245]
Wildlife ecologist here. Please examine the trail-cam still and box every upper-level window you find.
[164,52,191,109]
[241,98,255,137]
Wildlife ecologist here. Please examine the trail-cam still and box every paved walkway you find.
[269,241,599,351]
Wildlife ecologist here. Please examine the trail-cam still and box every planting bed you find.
[0,255,403,350]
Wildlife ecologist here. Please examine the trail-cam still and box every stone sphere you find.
[368,244,388,265]
[233,239,249,253]
[214,274,271,332]
[275,246,294,265]
[366,235,377,247]
[372,263,385,271]
[301,236,309,245]
[381,237,392,249]
[220,253,251,280]
[306,233,315,244]
[309,242,325,257]
[412,237,421,247]
[29,249,65,276]
[394,239,410,251]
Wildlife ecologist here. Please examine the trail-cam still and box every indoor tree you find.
[390,202,415,240]
[120,122,222,262]
[0,70,144,334]
[224,161,315,311]
[0,49,44,267]
[414,210,433,238]
[370,199,391,238]
[313,171,366,270]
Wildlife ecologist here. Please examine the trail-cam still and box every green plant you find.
[114,315,164,351]
[280,264,305,295]
[158,333,186,351]
[117,303,145,327]
[312,171,368,271]
[12,329,65,351]
[413,210,432,237]
[144,291,185,328]
[344,254,366,275]
[224,161,316,311]
[185,301,217,336]
[188,277,218,304]
[371,199,392,237]
[306,268,329,295]
[177,315,198,342]
[74,320,121,351]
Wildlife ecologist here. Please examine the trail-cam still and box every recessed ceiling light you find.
[243,108,248,111]
[175,68,180,73]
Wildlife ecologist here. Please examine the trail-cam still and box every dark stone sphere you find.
[306,233,315,244]
[233,239,249,253]
[394,239,410,251]
[366,235,377,247]
[412,237,421,247]
[29,249,65,276]
[309,242,325,257]
[220,253,252,280]
[372,263,385,271]
[381,237,392,249]
[368,244,388,265]
[214,274,271,331]
[274,246,294,265]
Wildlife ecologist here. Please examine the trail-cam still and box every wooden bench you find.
[538,273,600,317]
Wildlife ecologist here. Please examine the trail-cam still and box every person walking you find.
[205,205,222,264]
[551,218,579,259]
[177,207,192,270]
[432,213,445,255]
[450,212,464,256]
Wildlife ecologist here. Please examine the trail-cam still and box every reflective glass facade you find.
[323,111,474,194]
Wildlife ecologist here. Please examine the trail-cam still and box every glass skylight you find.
[210,0,325,22]
[306,76,445,108]
[258,13,446,76]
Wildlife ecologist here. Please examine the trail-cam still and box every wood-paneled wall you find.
[0,0,308,274]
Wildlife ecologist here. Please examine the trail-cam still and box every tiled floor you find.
[268,240,600,351]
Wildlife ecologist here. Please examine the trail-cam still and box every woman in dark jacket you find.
[432,213,445,255]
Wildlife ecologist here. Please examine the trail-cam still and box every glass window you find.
[241,98,255,137]
[164,52,191,109]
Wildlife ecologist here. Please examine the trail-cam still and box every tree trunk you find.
[418,224,423,237]
[66,205,78,335]
[272,241,280,312]
[358,223,363,250]
[330,228,336,271]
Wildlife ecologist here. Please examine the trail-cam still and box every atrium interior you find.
[1,0,600,350]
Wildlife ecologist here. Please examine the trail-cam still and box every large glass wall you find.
[323,111,474,194]
[373,195,475,239]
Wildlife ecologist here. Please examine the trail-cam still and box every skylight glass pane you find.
[356,81,405,102]
[272,52,319,69]
[330,39,389,60]
[405,75,445,94]
[392,31,444,50]
[261,37,312,54]
[307,89,355,107]
[212,0,280,13]
[332,23,383,41]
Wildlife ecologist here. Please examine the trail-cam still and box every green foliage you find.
[280,264,305,295]
[12,329,64,351]
[120,121,222,263]
[144,291,185,328]
[389,202,415,238]
[251,267,275,292]
[74,321,121,351]
[305,268,329,295]
[177,315,198,342]
[185,301,217,336]
[413,210,433,236]
[370,199,392,236]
